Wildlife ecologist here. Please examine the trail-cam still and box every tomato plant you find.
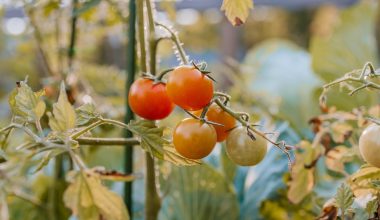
[128,78,174,120]
[2,0,378,219]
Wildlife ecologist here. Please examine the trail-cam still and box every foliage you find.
[221,0,253,26]
[158,163,239,220]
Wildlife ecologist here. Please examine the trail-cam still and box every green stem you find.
[156,68,174,81]
[68,0,79,71]
[143,1,161,219]
[76,137,139,145]
[137,0,147,72]
[145,0,156,74]
[155,22,189,65]
[35,120,44,138]
[70,119,103,139]
[70,118,129,140]
[145,153,161,220]
[24,5,56,77]
[2,124,41,142]
[124,0,137,214]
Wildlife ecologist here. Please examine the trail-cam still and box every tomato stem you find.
[137,0,147,72]
[155,22,189,65]
[156,68,174,81]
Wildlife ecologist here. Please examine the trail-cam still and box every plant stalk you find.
[68,0,79,71]
[124,0,137,215]
[142,1,161,219]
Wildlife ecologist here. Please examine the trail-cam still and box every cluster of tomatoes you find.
[128,64,267,166]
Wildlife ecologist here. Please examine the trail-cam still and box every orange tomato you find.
[166,66,214,111]
[173,118,217,159]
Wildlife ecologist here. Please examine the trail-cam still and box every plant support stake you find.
[124,0,137,217]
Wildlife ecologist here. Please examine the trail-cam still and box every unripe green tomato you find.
[226,127,267,166]
[359,124,380,168]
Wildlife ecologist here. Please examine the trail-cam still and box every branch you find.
[24,5,57,77]
[323,62,380,95]
[76,137,139,145]
[68,0,79,71]
[0,124,41,142]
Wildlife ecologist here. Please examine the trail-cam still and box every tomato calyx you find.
[141,69,174,85]
[184,109,224,127]
[192,61,216,82]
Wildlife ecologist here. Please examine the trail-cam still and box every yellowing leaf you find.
[48,82,76,132]
[10,81,46,121]
[64,170,129,220]
[330,122,353,143]
[325,146,350,174]
[349,165,380,197]
[221,0,253,26]
[287,141,323,204]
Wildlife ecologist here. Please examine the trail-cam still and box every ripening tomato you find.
[194,103,236,142]
[359,124,380,168]
[166,66,214,111]
[173,118,217,159]
[128,78,175,120]
[226,127,267,166]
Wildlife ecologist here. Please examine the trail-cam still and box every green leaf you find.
[260,200,289,220]
[127,120,200,166]
[76,103,100,126]
[221,144,236,182]
[48,82,76,132]
[158,164,239,219]
[310,1,379,110]
[335,184,354,213]
[32,149,66,173]
[63,170,129,220]
[287,141,324,204]
[10,81,46,121]
[73,0,101,18]
[221,0,253,26]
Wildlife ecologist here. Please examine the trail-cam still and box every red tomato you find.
[128,78,174,120]
[166,66,214,111]
[173,118,217,159]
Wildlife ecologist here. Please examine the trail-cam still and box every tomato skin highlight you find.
[166,66,214,111]
[128,78,175,120]
[173,118,217,159]
[194,103,236,142]
[359,124,380,168]
[226,127,267,166]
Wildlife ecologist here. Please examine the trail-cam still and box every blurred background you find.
[0,0,379,219]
